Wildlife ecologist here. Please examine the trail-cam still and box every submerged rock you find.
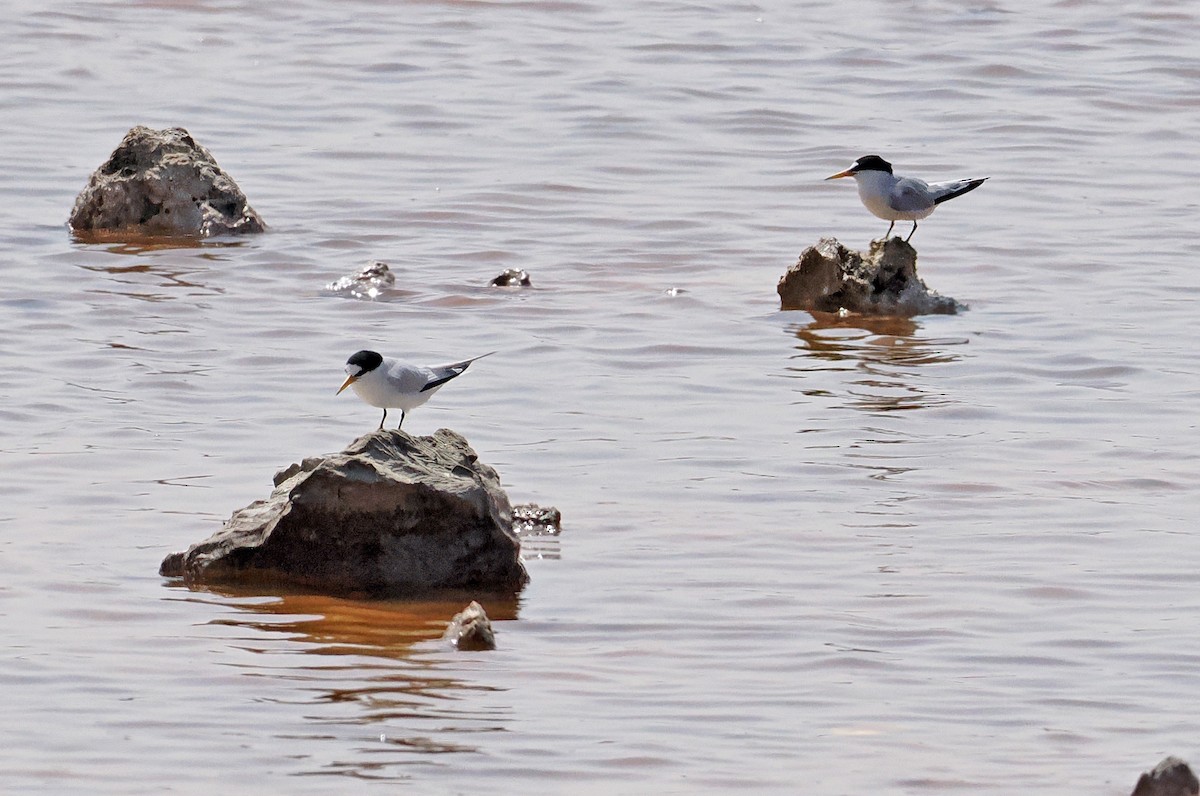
[778,237,962,316]
[324,260,396,299]
[489,268,532,287]
[512,503,561,536]
[69,125,265,239]
[1132,757,1199,796]
[159,429,528,596]
[442,601,496,651]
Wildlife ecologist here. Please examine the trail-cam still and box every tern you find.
[825,155,987,241]
[336,349,494,429]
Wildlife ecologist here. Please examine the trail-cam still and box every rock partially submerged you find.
[69,126,265,239]
[324,260,396,299]
[159,429,528,596]
[489,268,532,287]
[442,601,496,651]
[512,503,561,536]
[778,237,962,316]
[1132,757,1199,796]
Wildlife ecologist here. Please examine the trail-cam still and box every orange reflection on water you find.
[70,229,249,252]
[175,583,519,660]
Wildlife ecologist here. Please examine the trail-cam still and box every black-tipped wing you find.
[420,366,468,393]
[419,352,495,393]
[930,177,988,205]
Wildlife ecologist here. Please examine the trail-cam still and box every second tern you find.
[826,155,987,241]
[337,349,494,429]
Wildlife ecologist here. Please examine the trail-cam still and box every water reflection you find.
[70,231,248,254]
[77,260,225,301]
[172,584,520,660]
[165,585,518,776]
[68,234,244,300]
[787,311,968,413]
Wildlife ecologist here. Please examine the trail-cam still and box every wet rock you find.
[324,260,396,299]
[1132,757,1199,796]
[442,601,496,651]
[512,503,562,562]
[778,237,962,316]
[512,503,561,536]
[489,268,532,287]
[159,429,528,596]
[69,125,265,238]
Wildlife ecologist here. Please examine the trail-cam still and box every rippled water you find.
[2,1,1199,793]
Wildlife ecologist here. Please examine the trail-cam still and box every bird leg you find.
[378,409,387,429]
[397,410,406,429]
[905,221,918,241]
[885,220,895,238]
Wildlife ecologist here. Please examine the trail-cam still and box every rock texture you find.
[324,260,396,299]
[489,268,532,287]
[442,601,496,651]
[778,237,962,316]
[512,503,561,536]
[1132,757,1199,796]
[159,429,528,596]
[69,126,265,238]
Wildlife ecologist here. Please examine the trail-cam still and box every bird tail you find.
[453,351,497,369]
[932,177,988,205]
[421,352,497,392]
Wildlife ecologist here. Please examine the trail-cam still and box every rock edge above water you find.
[778,237,963,316]
[69,125,265,239]
[1132,756,1199,796]
[160,429,529,597]
[442,601,497,651]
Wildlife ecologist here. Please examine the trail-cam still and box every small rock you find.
[158,551,185,578]
[489,268,532,287]
[69,125,265,239]
[512,503,561,536]
[324,261,396,299]
[1132,757,1199,796]
[778,237,962,316]
[159,429,529,596]
[442,601,496,651]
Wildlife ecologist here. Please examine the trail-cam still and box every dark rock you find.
[69,125,265,239]
[511,504,562,562]
[778,237,962,316]
[489,268,532,287]
[158,551,185,577]
[1132,757,1199,796]
[159,429,528,597]
[442,601,496,651]
[512,503,561,536]
[324,260,396,299]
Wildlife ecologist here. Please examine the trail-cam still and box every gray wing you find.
[384,361,441,393]
[888,177,936,213]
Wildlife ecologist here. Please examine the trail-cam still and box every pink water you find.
[2,2,1198,793]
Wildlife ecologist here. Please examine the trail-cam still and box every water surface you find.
[2,1,1199,793]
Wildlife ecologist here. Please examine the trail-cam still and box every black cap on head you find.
[347,349,383,375]
[852,154,893,174]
